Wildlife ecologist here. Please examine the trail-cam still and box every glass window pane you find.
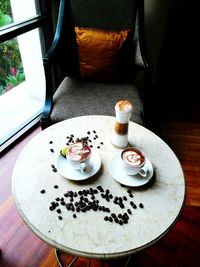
[0,28,45,147]
[0,0,37,28]
[0,37,25,96]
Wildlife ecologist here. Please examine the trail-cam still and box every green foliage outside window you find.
[0,0,26,96]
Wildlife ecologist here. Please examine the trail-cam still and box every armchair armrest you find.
[41,0,66,128]
[134,0,153,77]
[44,0,66,62]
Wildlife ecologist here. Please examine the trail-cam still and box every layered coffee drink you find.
[122,148,145,167]
[115,100,133,124]
[111,100,133,148]
[67,142,91,162]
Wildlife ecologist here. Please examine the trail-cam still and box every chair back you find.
[51,0,140,80]
[69,0,138,30]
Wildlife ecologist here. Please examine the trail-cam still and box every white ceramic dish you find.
[57,149,101,181]
[108,153,154,187]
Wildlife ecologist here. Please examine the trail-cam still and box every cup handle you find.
[80,162,86,173]
[138,165,149,177]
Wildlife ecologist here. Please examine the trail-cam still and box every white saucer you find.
[108,154,154,187]
[57,150,101,181]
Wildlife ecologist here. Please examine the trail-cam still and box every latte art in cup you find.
[122,148,145,167]
[67,142,91,162]
[121,147,148,177]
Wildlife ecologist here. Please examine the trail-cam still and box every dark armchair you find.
[40,0,152,130]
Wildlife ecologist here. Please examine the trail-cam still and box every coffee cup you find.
[121,147,149,177]
[66,142,91,173]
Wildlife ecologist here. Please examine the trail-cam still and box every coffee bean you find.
[123,196,127,201]
[139,203,144,208]
[97,146,100,149]
[73,214,77,218]
[56,209,61,214]
[54,185,59,189]
[49,141,53,144]
[108,217,113,222]
[115,218,119,223]
[127,209,132,215]
[52,168,57,172]
[93,130,96,134]
[50,148,54,153]
[40,189,45,194]
[97,186,104,192]
[100,142,104,145]
[58,216,62,220]
[51,164,55,168]
[76,207,80,212]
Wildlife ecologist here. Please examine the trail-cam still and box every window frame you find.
[0,0,52,153]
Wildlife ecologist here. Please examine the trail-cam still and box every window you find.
[0,0,49,152]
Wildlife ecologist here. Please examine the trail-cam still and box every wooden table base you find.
[55,249,132,267]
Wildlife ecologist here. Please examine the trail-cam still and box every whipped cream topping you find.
[115,100,133,113]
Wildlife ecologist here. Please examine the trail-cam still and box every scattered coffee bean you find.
[127,209,132,215]
[139,203,144,208]
[97,185,104,192]
[108,217,113,222]
[40,189,45,194]
[49,141,53,144]
[50,148,54,153]
[104,216,109,221]
[52,168,57,172]
[46,184,145,225]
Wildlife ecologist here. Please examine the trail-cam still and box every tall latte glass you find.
[111,100,133,148]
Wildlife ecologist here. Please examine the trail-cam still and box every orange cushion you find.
[75,27,131,82]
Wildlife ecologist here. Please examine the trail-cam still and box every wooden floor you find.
[0,118,200,267]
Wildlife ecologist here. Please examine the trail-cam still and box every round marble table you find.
[12,115,185,259]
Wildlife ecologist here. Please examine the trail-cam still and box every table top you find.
[12,115,185,259]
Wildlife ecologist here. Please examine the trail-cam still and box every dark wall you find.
[156,0,200,120]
